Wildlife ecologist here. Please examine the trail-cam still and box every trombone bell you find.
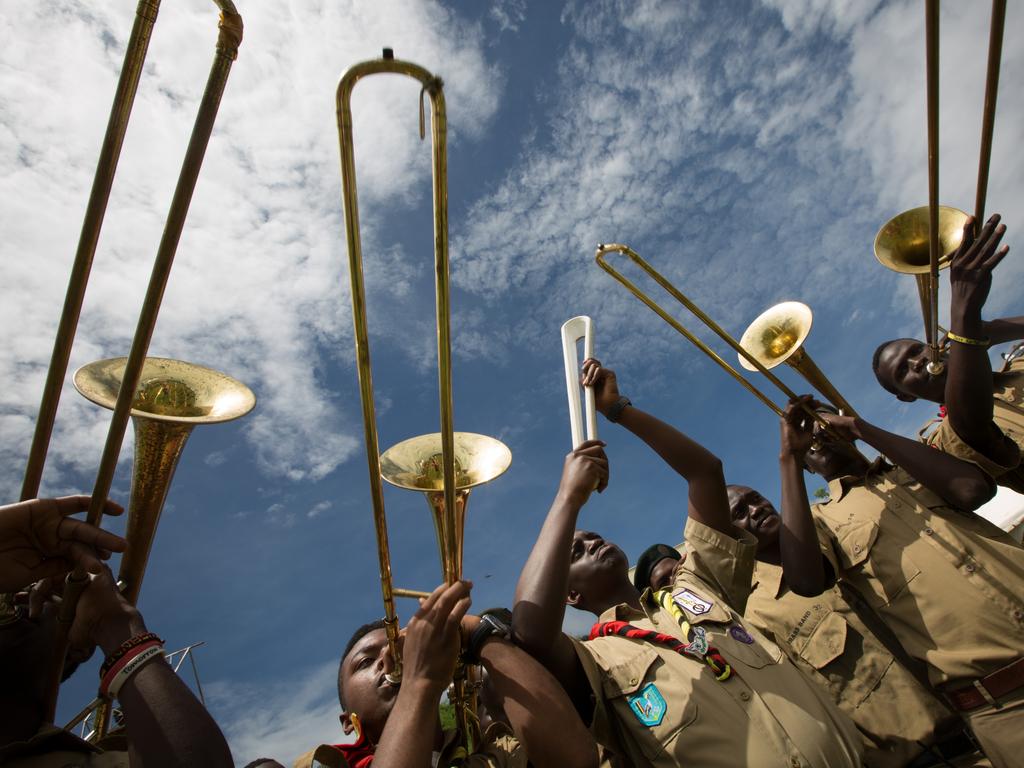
[873,205,969,275]
[738,302,859,417]
[74,357,255,605]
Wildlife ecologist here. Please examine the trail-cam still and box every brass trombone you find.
[336,49,510,749]
[595,243,849,432]
[23,1,245,723]
[874,0,1006,375]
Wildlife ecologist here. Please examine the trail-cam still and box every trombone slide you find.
[561,316,598,447]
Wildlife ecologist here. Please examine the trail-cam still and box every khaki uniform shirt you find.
[572,517,863,768]
[924,356,1024,493]
[813,460,1024,688]
[744,555,957,768]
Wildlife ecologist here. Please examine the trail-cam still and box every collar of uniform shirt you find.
[827,457,891,502]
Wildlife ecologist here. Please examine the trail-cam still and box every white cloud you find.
[206,659,347,765]
[0,0,503,497]
[307,499,332,518]
[490,0,527,34]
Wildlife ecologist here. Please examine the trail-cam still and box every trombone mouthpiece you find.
[926,360,946,376]
[384,672,401,686]
[382,48,394,60]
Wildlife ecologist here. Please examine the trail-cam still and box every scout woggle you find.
[589,588,732,682]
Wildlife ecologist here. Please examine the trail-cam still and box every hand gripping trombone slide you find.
[336,49,511,751]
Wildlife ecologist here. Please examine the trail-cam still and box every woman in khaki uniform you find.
[512,361,863,768]
[873,214,1024,492]
[781,396,1024,768]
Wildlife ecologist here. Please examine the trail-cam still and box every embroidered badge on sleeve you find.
[627,682,667,727]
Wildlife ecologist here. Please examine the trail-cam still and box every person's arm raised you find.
[69,567,233,768]
[581,358,731,535]
[777,398,829,597]
[944,214,1015,465]
[512,441,607,712]
[818,413,995,512]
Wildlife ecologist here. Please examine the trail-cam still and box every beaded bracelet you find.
[99,640,165,698]
[947,331,990,347]
[100,632,164,677]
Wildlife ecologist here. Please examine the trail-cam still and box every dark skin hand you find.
[0,496,126,592]
[813,410,995,511]
[580,359,732,535]
[31,566,233,767]
[945,214,1016,465]
[372,581,472,768]
[775,397,829,597]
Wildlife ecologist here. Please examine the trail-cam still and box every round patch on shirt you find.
[729,624,754,644]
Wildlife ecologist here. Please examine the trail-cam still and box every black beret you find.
[633,543,682,592]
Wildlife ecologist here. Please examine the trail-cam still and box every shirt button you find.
[629,677,638,685]
[791,758,802,768]
[740,691,751,701]
[853,544,862,553]
[924,527,934,535]
[1013,610,1023,621]
[965,564,976,573]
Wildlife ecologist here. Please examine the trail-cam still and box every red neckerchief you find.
[938,403,948,419]
[590,618,732,680]
[334,730,375,768]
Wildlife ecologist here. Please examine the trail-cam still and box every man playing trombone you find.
[777,396,1024,766]
[296,581,598,768]
[873,214,1024,493]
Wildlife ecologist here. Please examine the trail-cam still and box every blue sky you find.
[2,0,1023,762]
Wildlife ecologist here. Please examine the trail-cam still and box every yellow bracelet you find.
[946,331,990,347]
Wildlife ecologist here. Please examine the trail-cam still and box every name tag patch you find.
[729,624,755,644]
[627,682,667,727]
[673,588,713,615]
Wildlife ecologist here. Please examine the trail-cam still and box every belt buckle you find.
[973,678,1001,709]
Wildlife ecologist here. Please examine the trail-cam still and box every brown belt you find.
[946,657,1024,711]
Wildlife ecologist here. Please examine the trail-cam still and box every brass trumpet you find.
[336,49,510,749]
[22,1,245,723]
[874,0,1005,375]
[595,243,848,434]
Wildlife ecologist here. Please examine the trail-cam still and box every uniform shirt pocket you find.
[794,611,847,670]
[834,519,879,570]
[602,645,698,762]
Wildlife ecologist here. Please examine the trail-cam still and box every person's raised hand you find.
[557,439,609,506]
[780,396,818,459]
[813,409,861,443]
[68,564,145,658]
[401,580,473,698]
[949,214,1009,321]
[580,358,621,416]
[0,496,126,592]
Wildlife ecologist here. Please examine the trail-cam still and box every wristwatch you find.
[606,395,632,423]
[466,612,512,664]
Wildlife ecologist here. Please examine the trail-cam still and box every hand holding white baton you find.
[561,316,598,448]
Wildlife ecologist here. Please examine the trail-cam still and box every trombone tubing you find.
[44,2,243,722]
[20,0,162,502]
[335,53,456,677]
[594,244,834,431]
[925,0,941,367]
[975,0,1006,226]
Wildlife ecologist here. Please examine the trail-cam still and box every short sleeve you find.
[679,517,757,614]
[928,417,1021,480]
[462,730,526,768]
